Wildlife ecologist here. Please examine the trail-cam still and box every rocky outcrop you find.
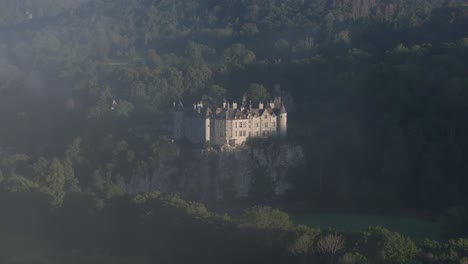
[126,142,304,202]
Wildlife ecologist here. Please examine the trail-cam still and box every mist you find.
[0,0,467,263]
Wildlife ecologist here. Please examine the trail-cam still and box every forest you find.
[0,0,468,263]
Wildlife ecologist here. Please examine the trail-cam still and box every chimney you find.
[259,101,264,110]
[249,101,252,111]
[223,99,227,109]
[232,101,238,109]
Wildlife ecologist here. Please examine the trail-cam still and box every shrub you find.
[239,206,291,230]
[338,253,368,264]
[355,226,417,264]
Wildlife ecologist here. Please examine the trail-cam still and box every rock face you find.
[126,142,304,202]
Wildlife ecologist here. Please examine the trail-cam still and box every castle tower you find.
[278,104,287,137]
[204,107,212,142]
[173,101,184,140]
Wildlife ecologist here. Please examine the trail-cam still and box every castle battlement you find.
[173,98,287,146]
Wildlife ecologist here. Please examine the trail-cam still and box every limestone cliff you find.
[126,142,304,202]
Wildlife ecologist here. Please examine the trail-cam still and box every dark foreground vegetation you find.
[1,191,467,264]
[0,0,468,263]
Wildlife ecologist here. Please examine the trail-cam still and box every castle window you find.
[239,122,242,128]
[264,115,267,119]
[265,122,268,127]
[235,131,237,136]
[249,132,251,136]
[273,122,276,127]
[256,123,259,128]
[235,122,237,128]
[243,131,246,136]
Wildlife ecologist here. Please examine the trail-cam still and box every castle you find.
[173,98,287,146]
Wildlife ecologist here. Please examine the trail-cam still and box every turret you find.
[204,107,211,142]
[278,104,287,137]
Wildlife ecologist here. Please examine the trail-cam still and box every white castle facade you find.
[173,98,287,146]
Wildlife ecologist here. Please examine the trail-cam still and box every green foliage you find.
[222,44,256,69]
[287,225,321,256]
[202,85,227,107]
[114,100,135,118]
[0,175,38,193]
[355,226,417,264]
[41,158,66,206]
[92,165,125,201]
[419,238,468,264]
[244,83,270,102]
[0,2,467,262]
[240,206,291,230]
[338,253,368,264]
[65,137,83,163]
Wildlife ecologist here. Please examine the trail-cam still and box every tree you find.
[147,49,163,68]
[43,158,66,206]
[355,226,417,264]
[63,138,82,193]
[239,206,291,230]
[244,83,270,102]
[0,175,37,192]
[222,43,256,69]
[202,85,227,107]
[240,23,259,37]
[287,225,321,256]
[65,137,83,163]
[317,234,345,264]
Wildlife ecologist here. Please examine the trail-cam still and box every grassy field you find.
[292,213,442,239]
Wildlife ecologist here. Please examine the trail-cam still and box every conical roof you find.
[279,104,287,114]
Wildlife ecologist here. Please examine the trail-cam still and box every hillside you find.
[0,0,467,213]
